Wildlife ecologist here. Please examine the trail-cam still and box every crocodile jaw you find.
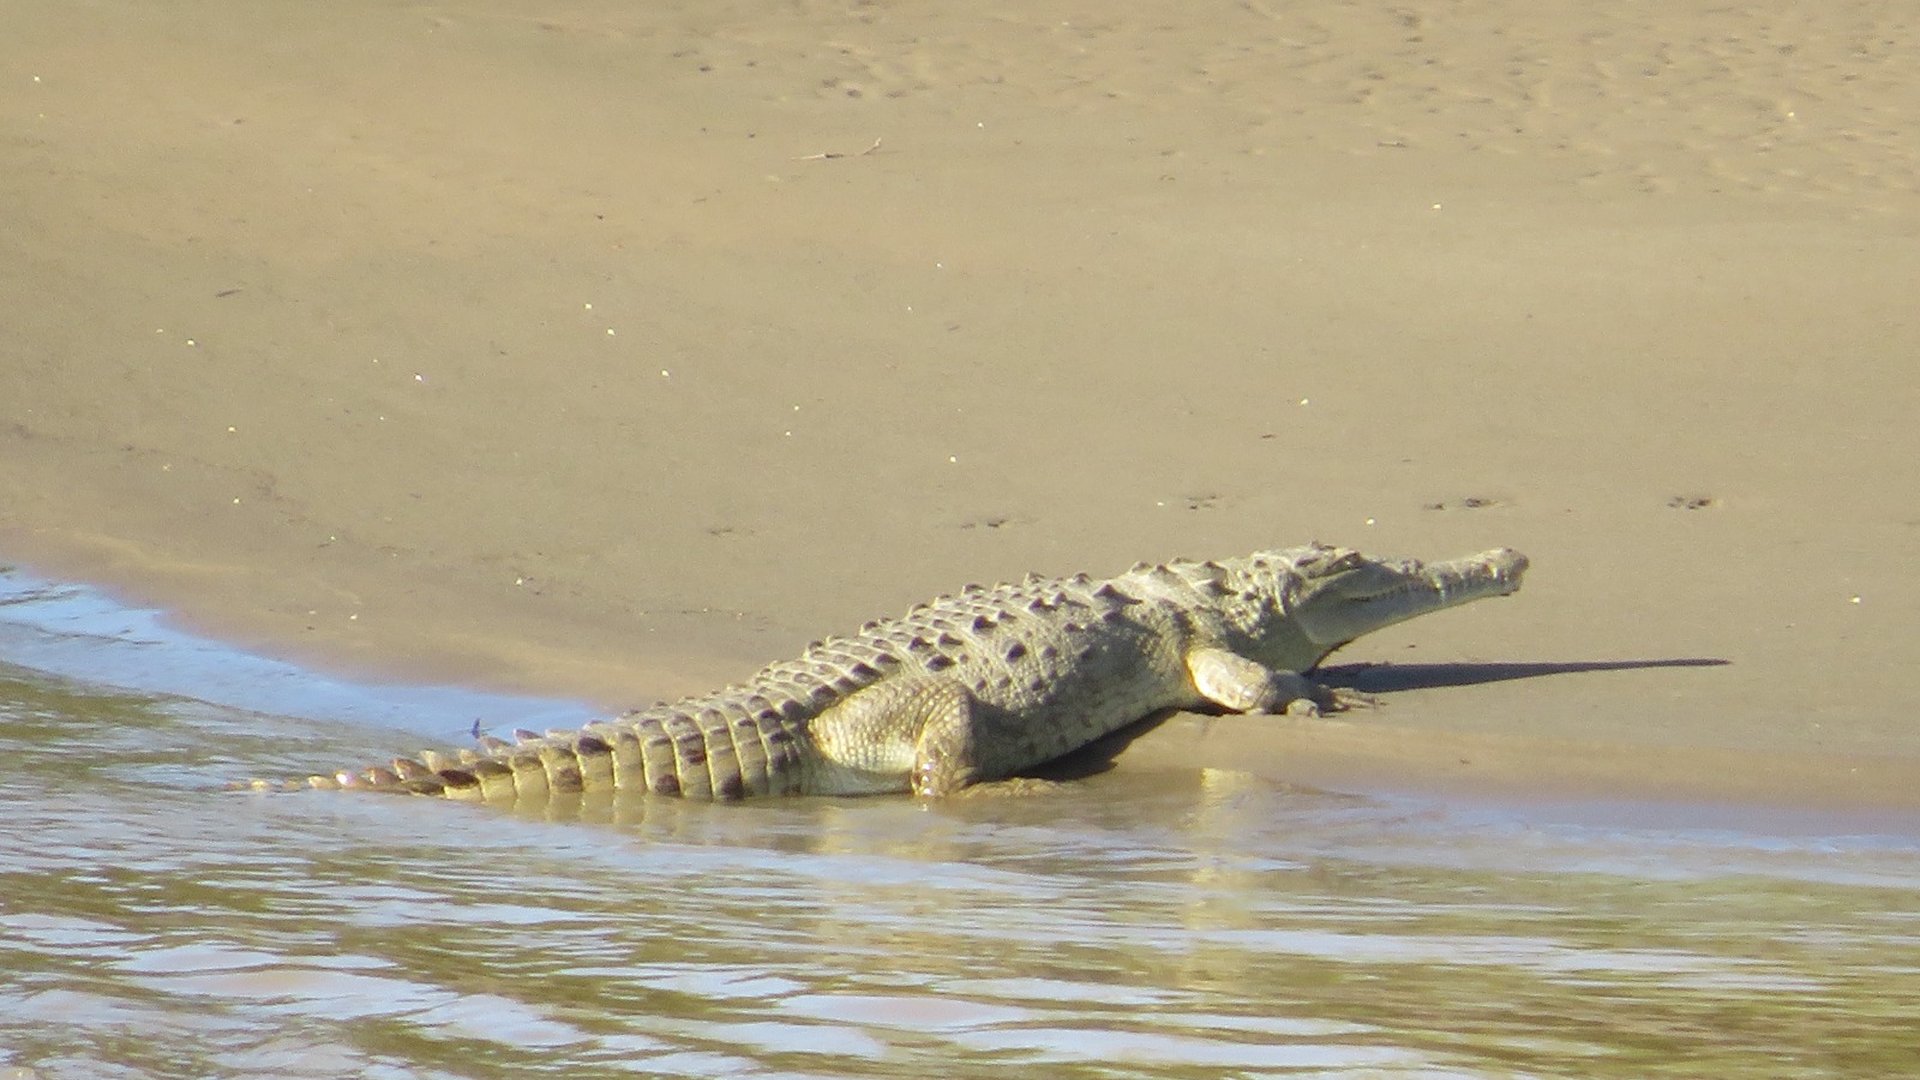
[1291,546,1529,652]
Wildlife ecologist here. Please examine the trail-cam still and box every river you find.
[2,568,1916,1078]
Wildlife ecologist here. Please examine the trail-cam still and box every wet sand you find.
[5,1,1917,808]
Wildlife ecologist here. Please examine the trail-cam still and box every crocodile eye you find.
[1323,551,1364,573]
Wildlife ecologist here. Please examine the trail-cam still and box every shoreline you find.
[1102,712,1920,835]
[6,553,1916,835]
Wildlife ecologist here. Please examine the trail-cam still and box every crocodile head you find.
[1259,544,1529,668]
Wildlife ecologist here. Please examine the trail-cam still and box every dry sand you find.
[5,1,1917,809]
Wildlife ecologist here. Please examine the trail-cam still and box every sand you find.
[4,1,1917,808]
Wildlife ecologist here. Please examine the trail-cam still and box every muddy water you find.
[2,574,1917,1079]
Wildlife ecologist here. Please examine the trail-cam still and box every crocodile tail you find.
[293,706,810,802]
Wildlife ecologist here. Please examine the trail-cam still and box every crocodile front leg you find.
[1186,647,1330,717]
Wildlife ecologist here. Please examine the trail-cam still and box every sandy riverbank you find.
[4,1,1917,806]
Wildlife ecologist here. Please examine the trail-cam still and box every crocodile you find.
[291,543,1526,802]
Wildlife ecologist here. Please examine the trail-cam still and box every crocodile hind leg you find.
[1186,647,1335,717]
[907,680,980,797]
[809,676,982,797]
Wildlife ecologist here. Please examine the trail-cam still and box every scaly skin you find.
[290,544,1527,802]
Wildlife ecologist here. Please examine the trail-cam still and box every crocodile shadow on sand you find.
[1038,657,1731,782]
